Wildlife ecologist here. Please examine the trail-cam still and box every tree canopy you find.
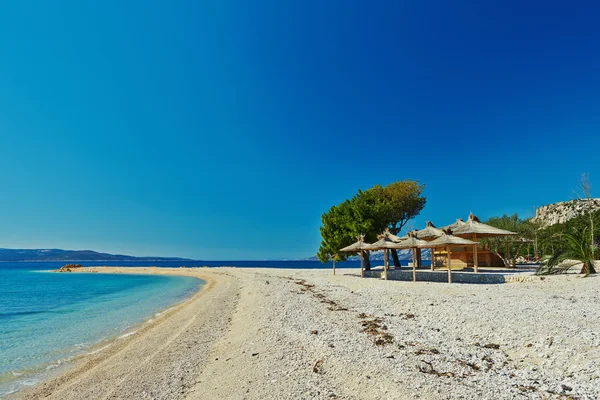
[317,180,426,266]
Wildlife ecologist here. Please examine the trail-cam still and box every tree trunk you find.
[390,249,401,269]
[363,251,371,271]
[510,243,525,268]
[581,261,597,276]
[491,250,511,268]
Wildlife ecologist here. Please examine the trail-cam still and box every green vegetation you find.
[536,227,597,276]
[535,174,598,276]
[480,210,599,275]
[317,180,426,269]
[481,214,540,268]
[534,208,600,275]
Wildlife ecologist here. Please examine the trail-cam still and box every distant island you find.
[0,248,191,262]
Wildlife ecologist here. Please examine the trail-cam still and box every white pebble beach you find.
[15,267,600,400]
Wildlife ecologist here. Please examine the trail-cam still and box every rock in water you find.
[56,264,85,272]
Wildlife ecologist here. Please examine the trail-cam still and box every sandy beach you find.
[15,267,600,400]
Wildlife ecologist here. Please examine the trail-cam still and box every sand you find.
[14,267,600,400]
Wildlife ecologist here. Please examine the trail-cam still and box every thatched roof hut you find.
[450,213,516,272]
[451,213,517,238]
[427,231,479,283]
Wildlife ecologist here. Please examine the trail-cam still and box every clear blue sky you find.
[1,1,599,260]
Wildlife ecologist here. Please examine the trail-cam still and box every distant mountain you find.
[0,248,191,262]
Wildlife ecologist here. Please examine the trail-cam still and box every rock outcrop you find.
[532,199,600,226]
[56,264,85,272]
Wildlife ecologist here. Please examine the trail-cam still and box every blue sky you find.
[0,1,599,260]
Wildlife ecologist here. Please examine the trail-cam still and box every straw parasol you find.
[390,233,430,282]
[414,221,444,240]
[414,222,444,271]
[427,231,478,283]
[340,235,377,278]
[444,218,466,231]
[369,230,403,280]
[451,213,517,272]
[386,231,405,243]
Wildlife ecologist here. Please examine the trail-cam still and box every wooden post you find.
[412,248,417,282]
[473,233,479,273]
[333,259,336,276]
[360,250,364,278]
[384,249,389,280]
[430,248,435,271]
[447,245,452,283]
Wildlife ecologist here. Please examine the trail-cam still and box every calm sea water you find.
[0,262,202,397]
[0,259,372,397]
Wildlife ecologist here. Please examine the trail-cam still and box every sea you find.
[0,259,361,397]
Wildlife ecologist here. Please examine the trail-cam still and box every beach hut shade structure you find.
[414,221,444,271]
[368,229,403,249]
[386,232,404,243]
[391,234,430,249]
[414,221,444,240]
[443,218,466,231]
[451,213,518,238]
[339,241,377,252]
[426,232,479,248]
[340,235,377,278]
[426,231,479,283]
[388,233,430,282]
[368,230,404,280]
[450,213,517,272]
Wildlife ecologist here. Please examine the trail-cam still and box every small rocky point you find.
[56,264,85,272]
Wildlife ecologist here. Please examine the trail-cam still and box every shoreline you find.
[4,267,205,399]
[13,267,228,400]
[13,267,600,399]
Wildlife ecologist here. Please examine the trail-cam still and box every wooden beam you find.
[430,248,435,271]
[333,259,336,276]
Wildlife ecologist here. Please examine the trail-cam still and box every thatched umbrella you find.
[386,231,405,243]
[451,213,517,272]
[369,230,403,280]
[390,233,430,282]
[444,218,466,231]
[340,235,377,278]
[427,231,478,283]
[415,221,444,240]
[414,222,444,271]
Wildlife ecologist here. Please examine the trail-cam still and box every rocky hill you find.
[531,199,600,226]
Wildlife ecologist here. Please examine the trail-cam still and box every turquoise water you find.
[0,263,202,397]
